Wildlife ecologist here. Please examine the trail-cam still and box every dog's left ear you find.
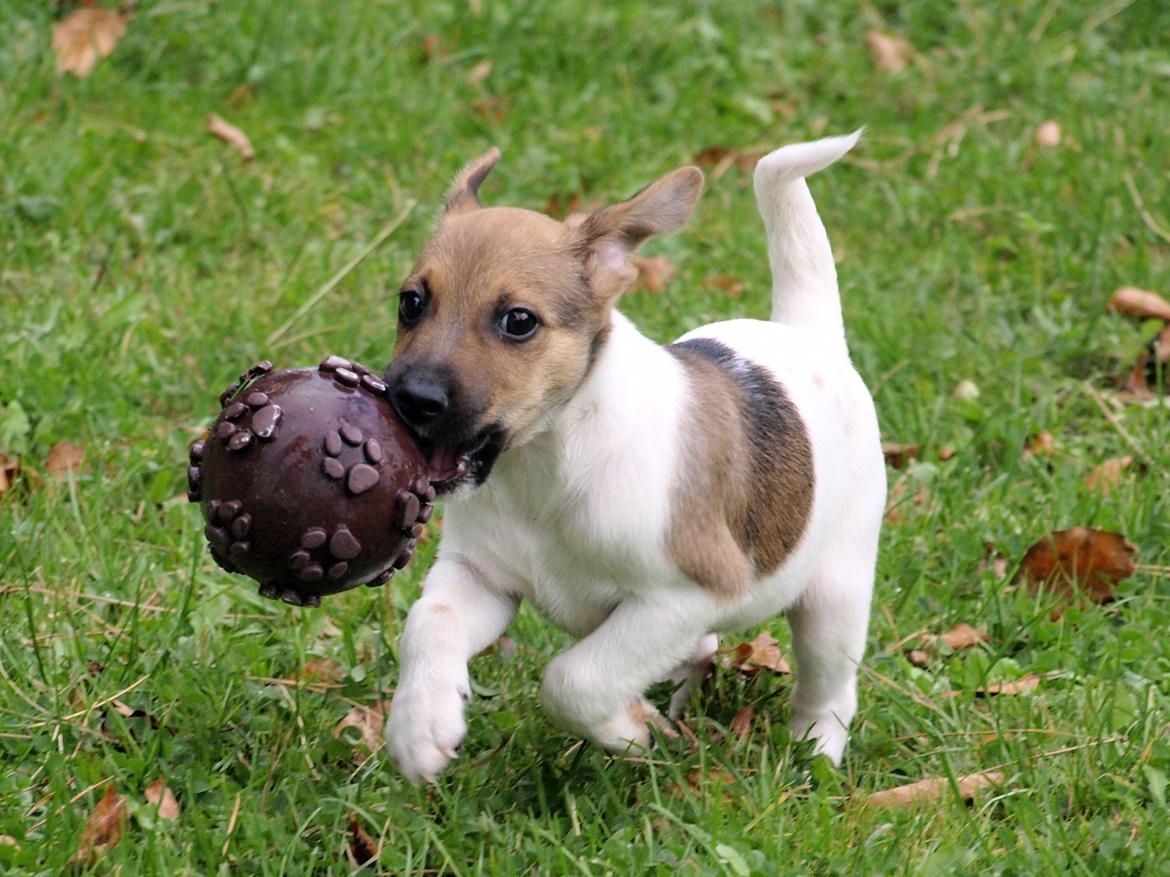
[444,148,501,216]
[573,166,704,301]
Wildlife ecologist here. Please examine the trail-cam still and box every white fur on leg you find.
[385,557,517,783]
[667,633,718,719]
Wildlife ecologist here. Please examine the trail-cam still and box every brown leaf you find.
[703,275,744,298]
[669,767,738,804]
[1108,287,1170,322]
[545,192,583,220]
[472,95,509,123]
[881,442,919,469]
[907,649,930,668]
[729,705,754,743]
[979,674,1041,697]
[937,446,956,461]
[0,835,18,848]
[346,814,380,866]
[935,622,989,651]
[720,631,790,677]
[52,7,127,78]
[0,453,19,500]
[632,256,677,293]
[46,442,85,478]
[865,30,912,72]
[862,770,1002,809]
[1035,120,1061,148]
[144,778,180,820]
[333,702,387,757]
[465,59,492,86]
[1023,431,1055,458]
[691,146,767,178]
[421,33,443,61]
[1016,527,1137,607]
[71,785,127,866]
[299,657,343,683]
[206,114,255,161]
[1085,456,1134,493]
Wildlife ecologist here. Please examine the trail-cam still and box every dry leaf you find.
[71,785,127,866]
[1108,287,1170,322]
[0,835,17,849]
[881,441,919,469]
[46,442,85,478]
[206,114,255,161]
[937,446,956,461]
[691,145,767,178]
[934,622,989,651]
[632,256,677,293]
[865,31,911,72]
[729,705,754,743]
[703,275,744,298]
[862,770,1002,809]
[720,631,790,677]
[421,33,443,61]
[1035,120,1061,148]
[333,702,386,756]
[52,6,127,78]
[472,95,509,123]
[1016,527,1137,607]
[1023,431,1055,458]
[466,59,492,86]
[669,767,738,804]
[951,379,981,401]
[907,649,930,668]
[1085,456,1134,493]
[144,778,180,820]
[978,674,1041,697]
[299,658,343,683]
[346,814,380,866]
[545,192,583,220]
[0,453,19,499]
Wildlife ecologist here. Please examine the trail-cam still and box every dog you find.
[382,131,885,783]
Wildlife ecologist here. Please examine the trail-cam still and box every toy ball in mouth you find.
[186,356,436,607]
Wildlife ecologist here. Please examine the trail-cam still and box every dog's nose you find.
[392,373,450,427]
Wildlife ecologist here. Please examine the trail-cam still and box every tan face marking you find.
[667,338,815,597]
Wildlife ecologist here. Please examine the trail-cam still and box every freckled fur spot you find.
[667,337,815,595]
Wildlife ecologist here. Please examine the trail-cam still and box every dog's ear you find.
[573,166,703,301]
[444,148,501,215]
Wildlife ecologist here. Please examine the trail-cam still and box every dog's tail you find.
[753,130,861,349]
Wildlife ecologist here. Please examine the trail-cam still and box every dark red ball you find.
[187,357,435,607]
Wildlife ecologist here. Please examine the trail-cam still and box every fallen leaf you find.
[703,275,744,298]
[52,6,127,78]
[465,59,492,86]
[299,657,343,683]
[729,705,754,743]
[346,813,380,866]
[206,114,255,161]
[935,622,989,651]
[1035,120,1061,148]
[1016,527,1137,608]
[881,441,919,469]
[951,379,981,401]
[862,770,1002,809]
[0,835,18,847]
[472,95,509,122]
[1085,456,1134,493]
[494,634,518,661]
[1023,431,1055,458]
[71,785,127,866]
[669,767,738,804]
[421,33,443,61]
[333,702,387,757]
[720,631,790,677]
[144,778,180,820]
[978,674,1041,697]
[545,192,582,220]
[691,145,768,178]
[937,446,956,461]
[865,30,912,72]
[907,649,930,668]
[1108,287,1170,322]
[46,442,85,478]
[0,453,19,499]
[632,256,677,293]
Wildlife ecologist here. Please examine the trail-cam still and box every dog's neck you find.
[475,311,685,508]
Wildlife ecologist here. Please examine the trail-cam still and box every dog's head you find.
[384,149,703,493]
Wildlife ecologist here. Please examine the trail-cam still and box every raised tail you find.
[753,130,861,349]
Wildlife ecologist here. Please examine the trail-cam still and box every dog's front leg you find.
[385,557,517,783]
[540,590,714,751]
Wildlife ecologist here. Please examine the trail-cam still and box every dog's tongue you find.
[427,445,468,483]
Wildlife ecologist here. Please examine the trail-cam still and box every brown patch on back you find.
[667,338,814,597]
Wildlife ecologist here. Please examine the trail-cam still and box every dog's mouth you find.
[420,428,506,494]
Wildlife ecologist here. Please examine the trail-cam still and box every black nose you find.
[392,373,450,427]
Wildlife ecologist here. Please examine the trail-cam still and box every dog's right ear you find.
[572,166,703,302]
[444,148,501,216]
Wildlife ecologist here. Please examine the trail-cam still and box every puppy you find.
[382,132,885,783]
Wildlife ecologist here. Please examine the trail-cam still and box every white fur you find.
[386,133,885,782]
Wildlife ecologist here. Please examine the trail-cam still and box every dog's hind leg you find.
[541,590,716,750]
[666,633,718,719]
[785,534,877,765]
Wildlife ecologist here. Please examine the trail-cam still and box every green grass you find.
[3,0,1170,873]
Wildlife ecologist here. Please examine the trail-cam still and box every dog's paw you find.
[790,712,848,765]
[590,699,676,752]
[385,672,470,784]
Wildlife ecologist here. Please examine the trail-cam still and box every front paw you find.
[590,699,676,752]
[385,673,470,784]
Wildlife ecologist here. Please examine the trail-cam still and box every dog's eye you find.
[498,308,540,342]
[398,288,427,327]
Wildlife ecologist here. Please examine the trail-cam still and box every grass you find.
[2,0,1169,872]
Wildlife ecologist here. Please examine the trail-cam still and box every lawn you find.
[2,0,1169,873]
